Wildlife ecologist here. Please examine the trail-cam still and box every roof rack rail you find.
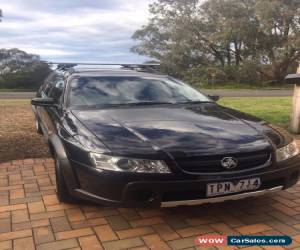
[43,61,160,73]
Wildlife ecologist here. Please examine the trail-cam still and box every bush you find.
[182,61,262,87]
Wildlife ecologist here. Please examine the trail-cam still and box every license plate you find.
[206,178,261,197]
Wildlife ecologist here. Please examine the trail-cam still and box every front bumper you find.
[161,186,283,207]
[69,155,300,207]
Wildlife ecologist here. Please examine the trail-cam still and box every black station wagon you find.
[31,63,300,207]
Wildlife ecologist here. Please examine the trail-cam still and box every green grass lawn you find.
[200,83,292,90]
[0,88,35,92]
[219,97,292,128]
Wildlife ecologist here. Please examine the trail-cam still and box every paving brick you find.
[94,224,118,242]
[129,247,149,250]
[55,227,94,240]
[0,211,10,220]
[33,226,55,244]
[116,226,154,239]
[0,203,26,212]
[14,237,35,250]
[10,189,25,200]
[238,213,273,225]
[71,217,107,229]
[107,215,131,230]
[0,191,9,206]
[3,157,300,250]
[0,184,24,192]
[30,210,65,220]
[12,221,31,231]
[66,208,85,222]
[272,196,299,207]
[46,203,77,212]
[28,201,45,214]
[102,237,144,250]
[0,229,32,241]
[79,235,103,250]
[37,177,52,187]
[11,219,44,231]
[36,239,78,250]
[12,209,29,223]
[23,159,34,165]
[0,240,12,250]
[269,210,300,225]
[266,220,300,236]
[210,223,239,235]
[85,209,119,218]
[177,225,214,237]
[24,183,39,193]
[43,194,59,206]
[0,218,11,233]
[235,223,272,234]
[50,216,71,232]
[142,234,171,250]
[10,196,42,205]
[117,208,140,220]
[216,213,244,228]
[168,236,196,250]
[31,219,50,228]
[138,209,163,218]
[271,202,299,216]
[130,216,164,227]
[152,223,180,241]
[163,215,189,230]
[185,216,218,226]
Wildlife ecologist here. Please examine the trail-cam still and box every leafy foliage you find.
[0,49,51,90]
[132,0,300,85]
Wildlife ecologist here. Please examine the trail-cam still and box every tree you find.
[132,0,300,84]
[0,49,51,89]
[254,0,300,82]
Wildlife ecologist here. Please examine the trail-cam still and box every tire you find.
[35,119,43,135]
[54,154,76,203]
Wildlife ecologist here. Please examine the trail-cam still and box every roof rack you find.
[44,62,160,73]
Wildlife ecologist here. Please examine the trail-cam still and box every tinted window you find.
[49,76,65,102]
[69,76,210,107]
[41,72,56,97]
[43,83,53,97]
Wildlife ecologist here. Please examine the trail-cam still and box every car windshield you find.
[68,76,211,108]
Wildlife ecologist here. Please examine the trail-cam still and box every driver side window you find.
[49,75,65,104]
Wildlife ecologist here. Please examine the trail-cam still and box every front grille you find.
[176,151,272,173]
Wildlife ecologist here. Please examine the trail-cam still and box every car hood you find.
[71,103,281,157]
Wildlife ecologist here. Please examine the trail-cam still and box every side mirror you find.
[31,98,56,107]
[208,95,220,102]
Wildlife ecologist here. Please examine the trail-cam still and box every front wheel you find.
[54,154,75,203]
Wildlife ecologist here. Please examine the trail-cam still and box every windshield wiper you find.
[177,100,213,104]
[73,102,176,109]
[124,101,176,106]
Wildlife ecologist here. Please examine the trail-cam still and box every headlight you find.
[89,152,171,173]
[276,140,299,162]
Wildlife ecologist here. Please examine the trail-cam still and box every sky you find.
[0,0,154,63]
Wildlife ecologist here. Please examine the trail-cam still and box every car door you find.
[35,73,56,138]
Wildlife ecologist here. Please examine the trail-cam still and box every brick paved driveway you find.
[1,158,300,250]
